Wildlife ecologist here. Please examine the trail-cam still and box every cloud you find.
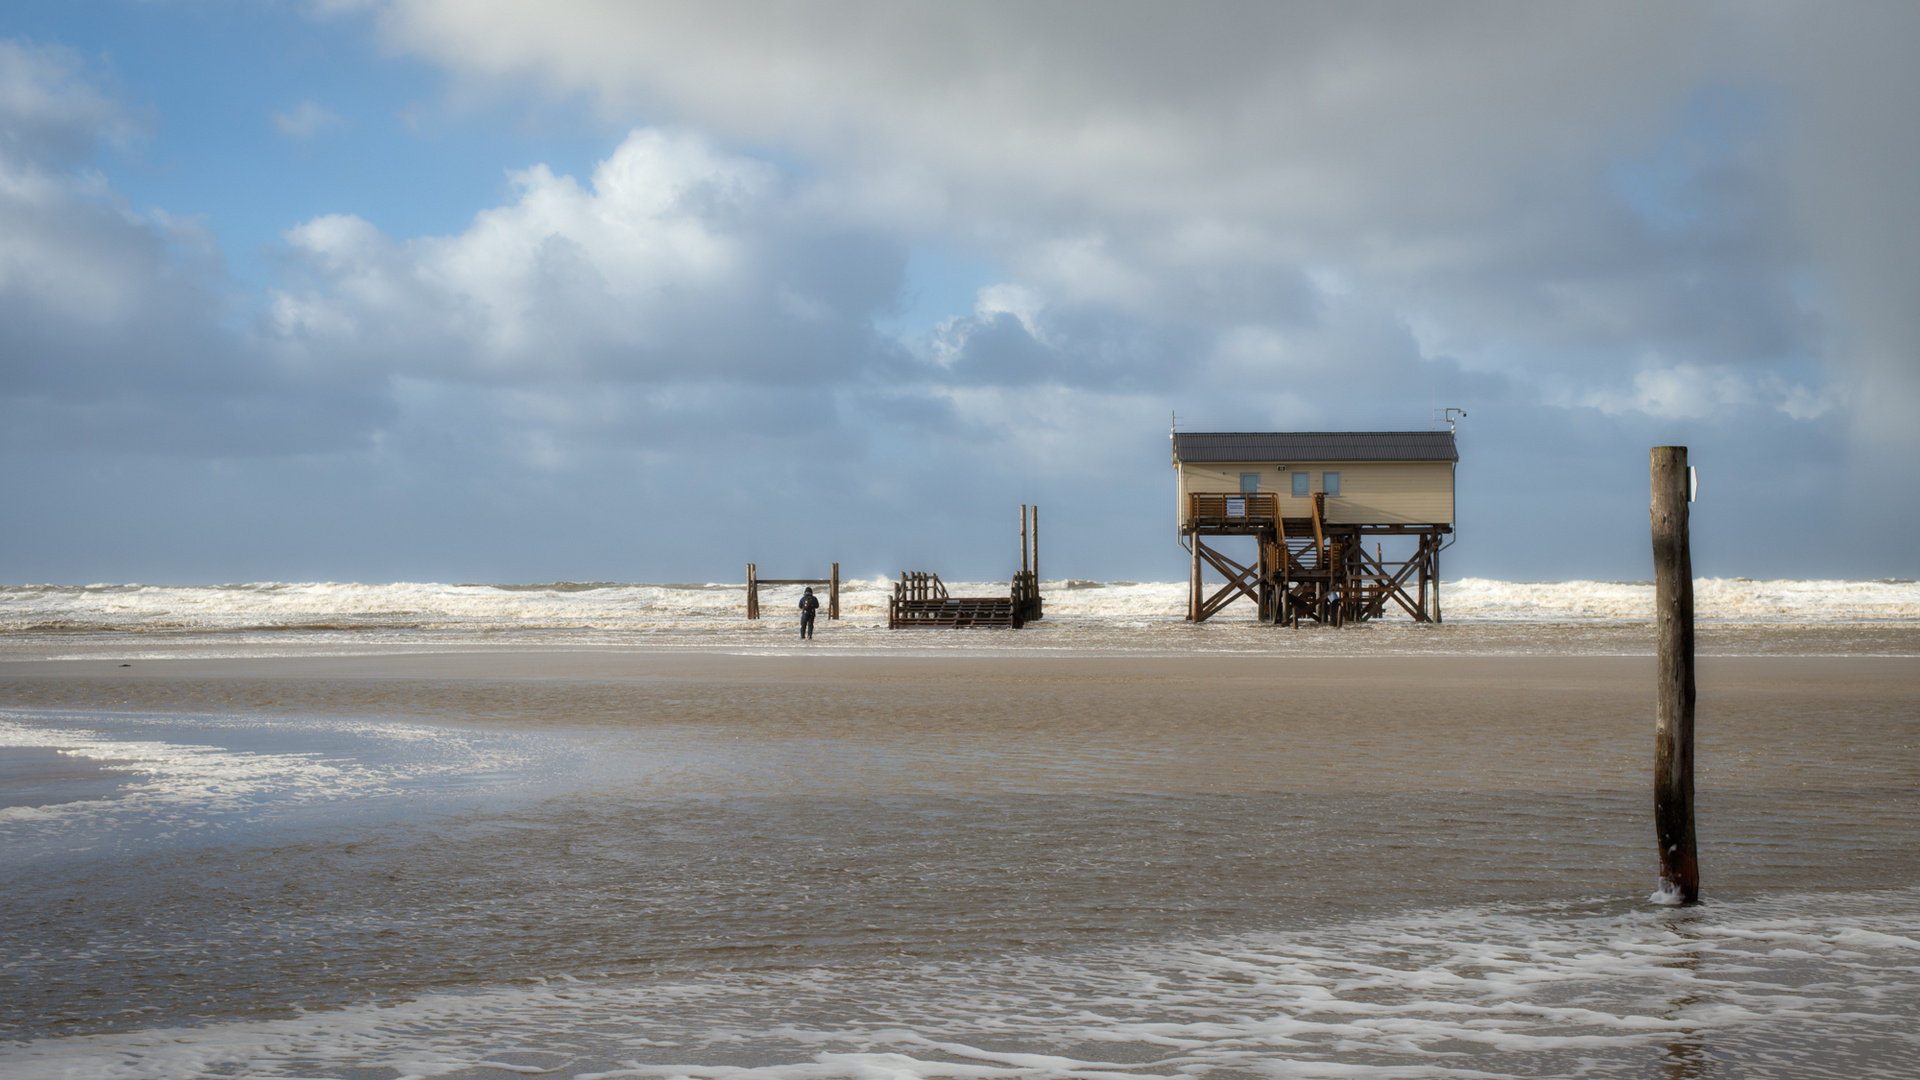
[5,8,1916,578]
[0,39,143,164]
[1575,364,1840,422]
[268,127,898,389]
[336,4,1853,398]
[0,41,382,457]
[270,99,343,140]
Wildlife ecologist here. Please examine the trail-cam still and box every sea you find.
[3,576,1919,653]
[2,578,1917,1079]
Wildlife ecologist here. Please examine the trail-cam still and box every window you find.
[1291,471,1309,497]
[1239,472,1260,493]
[1322,471,1341,496]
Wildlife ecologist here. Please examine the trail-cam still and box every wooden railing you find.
[1188,492,1279,519]
[895,571,947,602]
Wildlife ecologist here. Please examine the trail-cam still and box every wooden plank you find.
[1651,445,1699,904]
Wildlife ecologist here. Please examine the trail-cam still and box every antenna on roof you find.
[1171,410,1178,436]
[1432,406,1467,434]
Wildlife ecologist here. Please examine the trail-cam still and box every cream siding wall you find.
[1177,460,1453,526]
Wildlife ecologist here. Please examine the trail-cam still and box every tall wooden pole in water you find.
[1650,446,1699,903]
[1021,505,1030,577]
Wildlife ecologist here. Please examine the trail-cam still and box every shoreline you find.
[2,618,1918,666]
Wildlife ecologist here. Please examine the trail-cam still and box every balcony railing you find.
[1188,492,1279,520]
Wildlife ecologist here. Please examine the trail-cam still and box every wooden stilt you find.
[829,563,840,620]
[746,563,759,620]
[1651,445,1699,903]
[1417,538,1429,621]
[1189,537,1202,622]
[1257,538,1271,622]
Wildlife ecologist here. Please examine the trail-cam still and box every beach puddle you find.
[0,746,138,809]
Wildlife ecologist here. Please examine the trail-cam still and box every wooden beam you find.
[1189,536,1202,621]
[1353,542,1425,622]
[1311,493,1327,571]
[1651,445,1699,904]
[1417,537,1429,620]
[830,563,840,620]
[1195,541,1261,621]
[746,563,758,620]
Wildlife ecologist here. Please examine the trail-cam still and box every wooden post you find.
[1257,538,1271,622]
[1311,493,1327,571]
[746,563,759,620]
[1189,537,1202,622]
[1431,541,1442,624]
[1032,505,1039,586]
[1651,445,1699,904]
[1417,537,1429,621]
[1021,505,1030,577]
[829,563,840,620]
[1275,512,1291,627]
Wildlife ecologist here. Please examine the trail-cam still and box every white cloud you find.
[330,2,1897,418]
[271,99,342,140]
[974,283,1045,338]
[7,11,1916,576]
[268,128,852,379]
[1581,365,1751,420]
[1578,364,1843,422]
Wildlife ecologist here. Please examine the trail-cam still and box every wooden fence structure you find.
[745,563,839,620]
[888,505,1044,629]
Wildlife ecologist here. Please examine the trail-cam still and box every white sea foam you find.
[3,891,1913,1079]
[2,576,1915,637]
[0,711,587,843]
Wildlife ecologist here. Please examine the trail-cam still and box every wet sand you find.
[4,647,1917,1076]
[4,648,1916,800]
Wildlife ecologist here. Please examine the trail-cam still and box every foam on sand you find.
[2,890,1913,1079]
[0,710,594,847]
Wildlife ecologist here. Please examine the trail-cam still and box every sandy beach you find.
[4,641,1918,1078]
[5,647,1919,807]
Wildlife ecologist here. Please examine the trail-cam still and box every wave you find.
[1,577,1916,634]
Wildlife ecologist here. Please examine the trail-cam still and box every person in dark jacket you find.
[798,586,820,639]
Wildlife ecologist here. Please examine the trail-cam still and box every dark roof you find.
[1172,431,1457,464]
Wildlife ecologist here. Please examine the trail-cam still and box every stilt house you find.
[1172,430,1457,625]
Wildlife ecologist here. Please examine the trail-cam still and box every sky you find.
[3,1,1917,585]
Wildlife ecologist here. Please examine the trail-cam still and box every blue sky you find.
[7,0,612,292]
[3,2,1916,584]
